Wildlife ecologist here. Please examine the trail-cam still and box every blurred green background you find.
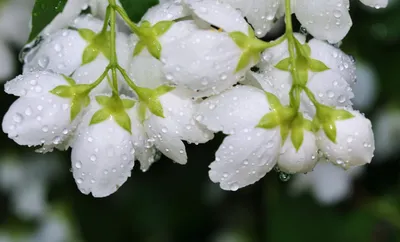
[1,1,400,242]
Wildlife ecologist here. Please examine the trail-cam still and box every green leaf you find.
[70,99,83,121]
[236,53,252,72]
[153,21,174,36]
[62,75,76,85]
[147,39,162,59]
[308,59,330,72]
[333,109,355,121]
[78,29,96,41]
[133,41,146,56]
[119,0,159,22]
[96,96,111,106]
[229,31,248,49]
[50,85,73,98]
[122,99,136,109]
[323,121,337,143]
[256,112,279,129]
[138,103,147,123]
[28,0,68,42]
[147,98,165,118]
[301,43,311,57]
[265,92,282,110]
[280,125,290,144]
[275,58,291,71]
[82,45,100,65]
[90,109,111,125]
[114,111,132,134]
[291,127,304,151]
[155,85,175,96]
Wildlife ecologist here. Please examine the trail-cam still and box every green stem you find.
[259,35,287,50]
[303,87,318,106]
[88,66,111,91]
[116,65,139,90]
[285,0,302,111]
[100,6,111,34]
[114,5,140,34]
[108,0,120,92]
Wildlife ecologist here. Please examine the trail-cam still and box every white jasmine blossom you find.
[293,0,388,43]
[317,110,375,169]
[1,0,383,197]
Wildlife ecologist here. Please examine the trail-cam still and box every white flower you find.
[220,0,283,37]
[138,0,254,97]
[317,110,375,169]
[252,35,355,116]
[23,15,130,77]
[278,130,318,174]
[289,161,364,205]
[373,107,400,161]
[198,85,281,190]
[128,54,214,166]
[42,0,90,35]
[2,71,79,148]
[71,100,135,198]
[293,0,388,43]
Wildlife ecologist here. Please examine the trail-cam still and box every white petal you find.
[128,55,166,89]
[141,0,190,24]
[129,107,158,172]
[144,91,214,164]
[359,0,388,8]
[209,128,280,191]
[308,38,356,85]
[223,0,280,37]
[198,85,271,135]
[278,131,318,173]
[0,41,15,80]
[72,58,111,95]
[184,0,249,33]
[5,71,68,97]
[2,94,75,147]
[259,33,306,67]
[43,0,90,35]
[144,117,188,165]
[23,30,87,75]
[70,14,105,33]
[71,104,135,197]
[305,71,354,115]
[162,30,244,96]
[246,70,291,105]
[294,0,352,43]
[160,92,214,143]
[159,20,201,44]
[317,110,374,168]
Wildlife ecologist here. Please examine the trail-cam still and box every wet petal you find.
[198,85,271,135]
[209,128,280,191]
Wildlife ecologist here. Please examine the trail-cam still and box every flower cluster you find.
[2,0,386,197]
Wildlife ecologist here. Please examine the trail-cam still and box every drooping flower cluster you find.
[1,0,386,197]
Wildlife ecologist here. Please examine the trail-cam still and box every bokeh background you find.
[0,1,400,241]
